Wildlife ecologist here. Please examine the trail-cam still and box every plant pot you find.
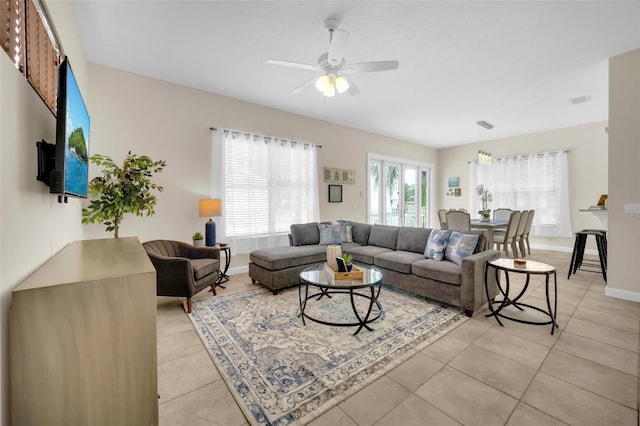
[193,239,204,246]
[481,216,490,222]
[346,263,353,272]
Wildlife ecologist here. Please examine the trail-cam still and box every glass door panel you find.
[420,169,430,228]
[384,164,400,226]
[368,160,381,224]
[403,166,418,226]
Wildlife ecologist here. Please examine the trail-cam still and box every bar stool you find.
[568,229,607,282]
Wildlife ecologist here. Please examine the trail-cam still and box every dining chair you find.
[438,209,448,229]
[494,211,521,257]
[513,210,530,257]
[493,208,513,221]
[445,210,471,232]
[522,209,535,255]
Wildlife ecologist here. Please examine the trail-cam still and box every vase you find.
[326,245,342,271]
[481,216,490,222]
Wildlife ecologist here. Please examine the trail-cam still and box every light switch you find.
[624,203,640,215]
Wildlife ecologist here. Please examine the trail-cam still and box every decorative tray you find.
[323,263,364,280]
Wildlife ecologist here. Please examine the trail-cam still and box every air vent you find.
[570,95,592,104]
[476,121,494,130]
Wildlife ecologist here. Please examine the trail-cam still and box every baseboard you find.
[605,287,640,302]
[531,243,599,257]
[228,265,248,276]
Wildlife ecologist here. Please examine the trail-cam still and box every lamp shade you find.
[199,199,222,217]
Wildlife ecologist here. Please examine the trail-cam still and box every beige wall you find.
[437,122,609,252]
[608,49,640,301]
[0,1,88,423]
[85,64,437,262]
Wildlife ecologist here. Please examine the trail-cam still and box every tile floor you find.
[156,250,639,425]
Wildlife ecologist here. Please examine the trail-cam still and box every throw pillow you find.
[445,231,480,266]
[318,222,342,245]
[339,220,353,243]
[424,229,451,261]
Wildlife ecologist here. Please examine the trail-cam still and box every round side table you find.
[216,244,231,288]
[485,258,558,335]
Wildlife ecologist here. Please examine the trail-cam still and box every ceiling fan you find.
[266,18,399,97]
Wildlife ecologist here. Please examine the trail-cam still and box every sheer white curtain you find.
[222,130,319,254]
[469,151,572,237]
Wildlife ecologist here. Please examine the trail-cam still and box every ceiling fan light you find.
[323,79,336,97]
[335,76,349,93]
[315,75,330,92]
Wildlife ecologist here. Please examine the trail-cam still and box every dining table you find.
[470,219,509,249]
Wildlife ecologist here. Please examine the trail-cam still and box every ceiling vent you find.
[476,120,494,130]
[570,95,592,104]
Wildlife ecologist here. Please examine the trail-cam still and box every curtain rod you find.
[209,127,322,148]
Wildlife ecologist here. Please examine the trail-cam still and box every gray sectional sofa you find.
[249,221,501,316]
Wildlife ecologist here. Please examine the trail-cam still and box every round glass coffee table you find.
[298,264,383,335]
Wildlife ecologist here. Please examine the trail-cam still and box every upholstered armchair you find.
[143,240,220,313]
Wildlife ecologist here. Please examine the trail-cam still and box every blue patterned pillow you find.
[339,220,353,243]
[424,229,451,261]
[318,223,342,245]
[445,231,480,266]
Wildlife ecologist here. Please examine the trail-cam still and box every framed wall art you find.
[324,167,356,184]
[328,185,343,203]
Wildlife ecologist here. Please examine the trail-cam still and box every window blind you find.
[1,0,25,73]
[1,0,60,114]
[223,131,320,252]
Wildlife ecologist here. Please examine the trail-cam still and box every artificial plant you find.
[82,151,166,238]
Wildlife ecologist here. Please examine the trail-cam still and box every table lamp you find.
[199,199,222,246]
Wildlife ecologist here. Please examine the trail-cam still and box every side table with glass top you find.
[298,264,383,335]
[485,258,559,335]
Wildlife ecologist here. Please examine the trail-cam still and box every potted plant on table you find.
[192,232,204,246]
[82,151,166,237]
[341,253,354,272]
[476,184,493,222]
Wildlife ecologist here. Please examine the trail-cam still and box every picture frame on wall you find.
[328,185,343,203]
[448,177,459,188]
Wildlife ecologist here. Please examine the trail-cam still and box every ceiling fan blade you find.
[292,76,318,94]
[328,29,349,66]
[344,60,399,74]
[346,79,360,96]
[266,59,321,72]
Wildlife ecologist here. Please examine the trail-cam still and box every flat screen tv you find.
[50,56,91,199]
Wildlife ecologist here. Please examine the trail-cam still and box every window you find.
[223,130,319,253]
[368,154,433,227]
[1,0,61,113]
[470,151,572,237]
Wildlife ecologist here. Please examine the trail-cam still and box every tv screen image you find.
[53,57,90,198]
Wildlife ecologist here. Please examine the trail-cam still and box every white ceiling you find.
[72,1,640,148]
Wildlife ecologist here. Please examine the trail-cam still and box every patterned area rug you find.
[188,285,467,425]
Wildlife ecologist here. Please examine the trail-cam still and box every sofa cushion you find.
[412,259,462,285]
[290,222,320,246]
[351,222,372,245]
[445,231,480,266]
[318,222,342,245]
[191,258,218,281]
[425,229,451,261]
[374,251,426,274]
[368,225,400,250]
[346,245,392,265]
[396,227,432,253]
[250,245,326,270]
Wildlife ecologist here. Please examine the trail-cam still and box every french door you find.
[368,155,432,228]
